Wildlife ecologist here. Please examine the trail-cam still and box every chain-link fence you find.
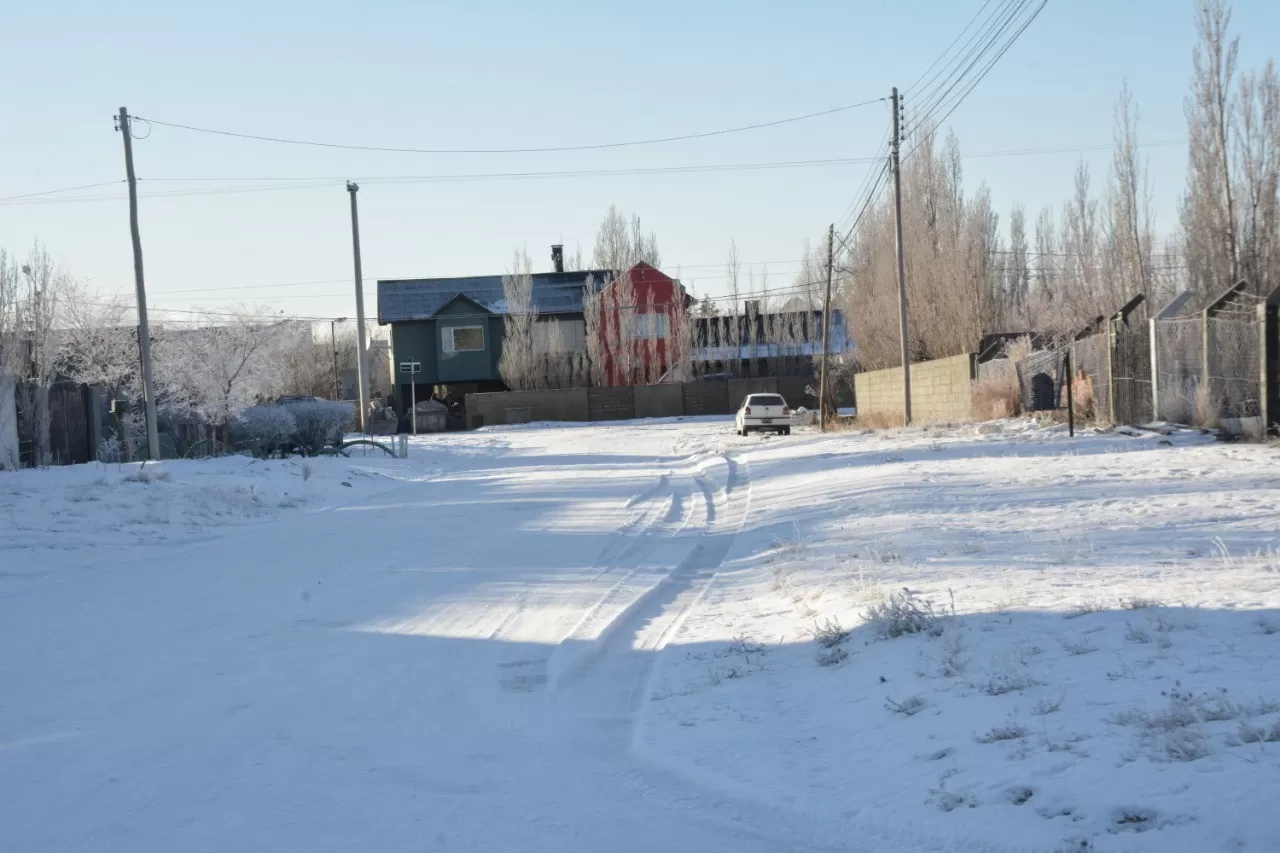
[1015,349,1065,412]
[1153,316,1203,423]
[1112,322,1153,425]
[1206,312,1263,419]
[1067,332,1111,423]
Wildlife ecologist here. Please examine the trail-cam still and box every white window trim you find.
[443,324,485,353]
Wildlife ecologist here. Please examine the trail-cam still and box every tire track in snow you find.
[552,453,749,735]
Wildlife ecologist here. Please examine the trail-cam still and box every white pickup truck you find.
[735,393,791,436]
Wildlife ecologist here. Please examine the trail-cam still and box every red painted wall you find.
[596,262,689,385]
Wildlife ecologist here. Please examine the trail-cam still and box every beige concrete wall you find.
[854,353,976,422]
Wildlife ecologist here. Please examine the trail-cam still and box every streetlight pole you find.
[330,317,347,400]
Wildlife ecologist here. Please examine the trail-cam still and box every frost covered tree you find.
[153,307,284,445]
[497,248,538,391]
[581,275,607,387]
[12,244,63,466]
[0,250,20,469]
[591,205,661,274]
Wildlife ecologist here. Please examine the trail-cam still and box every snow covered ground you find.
[2,418,1277,852]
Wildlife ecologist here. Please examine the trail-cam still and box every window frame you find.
[443,324,485,353]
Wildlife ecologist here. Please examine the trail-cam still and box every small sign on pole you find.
[400,362,422,435]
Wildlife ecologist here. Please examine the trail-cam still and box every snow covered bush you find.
[279,400,353,456]
[235,405,298,458]
[865,588,943,639]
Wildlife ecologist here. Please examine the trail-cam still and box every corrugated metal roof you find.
[377,270,612,323]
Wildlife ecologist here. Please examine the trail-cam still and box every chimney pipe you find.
[551,244,564,273]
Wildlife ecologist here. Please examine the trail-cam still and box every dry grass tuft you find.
[851,410,907,430]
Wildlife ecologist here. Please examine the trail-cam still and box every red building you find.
[594,262,691,386]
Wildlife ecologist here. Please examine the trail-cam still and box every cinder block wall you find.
[854,353,976,422]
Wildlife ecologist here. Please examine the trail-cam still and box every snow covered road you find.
[1,421,843,852]
[3,418,1278,852]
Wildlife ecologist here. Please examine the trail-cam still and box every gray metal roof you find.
[377,270,613,323]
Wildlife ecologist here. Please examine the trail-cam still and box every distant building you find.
[377,246,610,406]
[591,262,691,386]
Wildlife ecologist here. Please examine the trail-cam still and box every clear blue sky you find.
[2,0,1277,321]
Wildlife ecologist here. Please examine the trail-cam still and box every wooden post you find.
[890,87,911,426]
[1065,347,1074,437]
[819,223,834,430]
[115,107,161,461]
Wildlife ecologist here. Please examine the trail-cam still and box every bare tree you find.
[609,270,638,385]
[592,205,660,274]
[0,250,20,468]
[1183,0,1241,294]
[581,275,607,387]
[153,308,285,446]
[1107,82,1157,305]
[56,282,136,394]
[1235,60,1280,290]
[725,240,742,375]
[13,244,63,466]
[1004,205,1031,326]
[497,248,538,391]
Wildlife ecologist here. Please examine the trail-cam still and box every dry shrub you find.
[853,410,907,430]
[971,375,1019,420]
[1071,372,1094,420]
[970,337,1031,421]
[1193,382,1219,429]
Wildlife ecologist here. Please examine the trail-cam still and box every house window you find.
[443,325,484,353]
[533,318,586,353]
[632,314,668,339]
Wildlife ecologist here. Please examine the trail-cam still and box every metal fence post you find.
[1148,317,1160,421]
[1260,302,1269,436]
[1105,320,1116,424]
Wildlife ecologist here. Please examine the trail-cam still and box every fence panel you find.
[1015,350,1064,412]
[1206,313,1263,420]
[681,381,731,416]
[1154,316,1203,422]
[1068,334,1111,423]
[586,386,635,421]
[634,384,684,419]
[1112,323,1153,425]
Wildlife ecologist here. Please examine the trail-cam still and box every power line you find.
[134,99,888,155]
[906,0,1000,96]
[907,0,1030,133]
[3,137,1177,211]
[909,0,1049,147]
[0,180,126,202]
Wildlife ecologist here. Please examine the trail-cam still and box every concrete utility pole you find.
[346,182,371,432]
[890,87,912,426]
[115,107,162,461]
[819,223,834,430]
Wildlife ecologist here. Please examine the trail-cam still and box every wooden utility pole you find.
[890,87,912,426]
[115,107,161,461]
[346,182,371,432]
[818,223,834,430]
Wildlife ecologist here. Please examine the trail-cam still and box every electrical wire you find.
[133,99,888,155]
[0,180,126,202]
[908,0,1048,150]
[907,0,1029,130]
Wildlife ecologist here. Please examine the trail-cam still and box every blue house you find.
[377,261,611,407]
